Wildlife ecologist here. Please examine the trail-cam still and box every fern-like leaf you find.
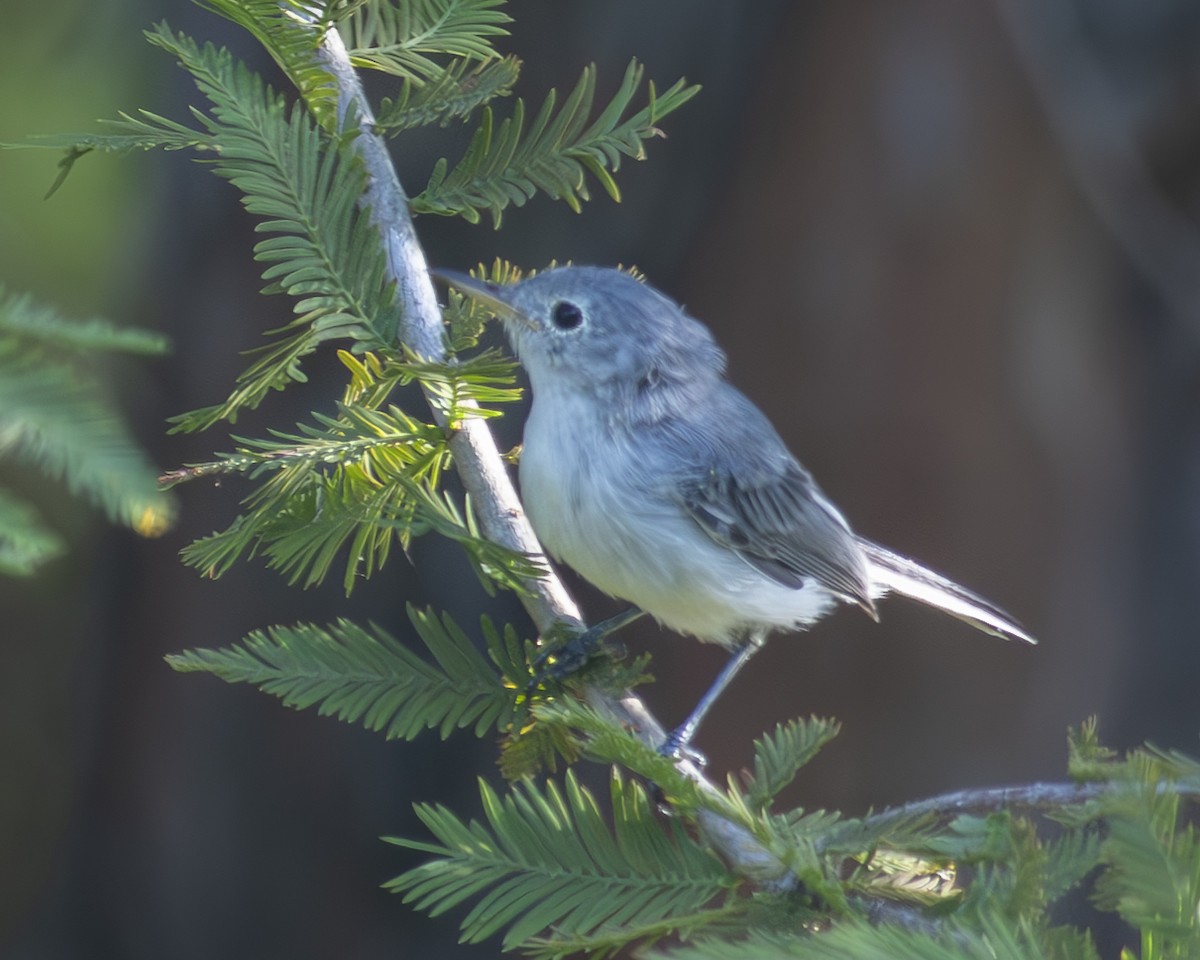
[173,350,535,592]
[198,1,340,128]
[442,257,527,350]
[649,914,1056,960]
[374,55,520,134]
[0,488,64,576]
[344,0,511,80]
[1093,786,1200,949]
[16,111,211,157]
[745,717,841,809]
[533,699,708,811]
[1040,827,1103,903]
[166,607,525,739]
[412,59,700,226]
[144,25,399,431]
[0,288,173,558]
[0,290,169,357]
[13,111,214,196]
[386,770,734,951]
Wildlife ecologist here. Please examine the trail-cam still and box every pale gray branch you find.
[860,781,1108,836]
[861,777,1200,835]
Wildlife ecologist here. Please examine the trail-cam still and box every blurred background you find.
[3,1,1200,956]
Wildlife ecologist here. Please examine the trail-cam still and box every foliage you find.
[167,349,537,595]
[745,718,842,810]
[386,770,738,955]
[22,3,1200,960]
[199,0,341,127]
[374,54,521,133]
[341,0,512,80]
[0,287,172,575]
[21,0,695,591]
[148,23,404,431]
[383,719,1200,958]
[167,606,532,740]
[410,59,700,227]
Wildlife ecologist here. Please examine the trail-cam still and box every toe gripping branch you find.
[528,607,645,691]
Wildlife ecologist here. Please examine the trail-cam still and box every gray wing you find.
[678,458,876,613]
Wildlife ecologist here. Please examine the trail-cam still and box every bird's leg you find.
[531,606,646,684]
[661,632,767,759]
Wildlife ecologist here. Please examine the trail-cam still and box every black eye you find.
[551,300,583,330]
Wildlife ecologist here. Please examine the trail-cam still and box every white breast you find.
[518,390,838,645]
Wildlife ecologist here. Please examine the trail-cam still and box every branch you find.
[315,25,579,632]
[855,777,1200,841]
[861,781,1107,836]
[310,25,788,882]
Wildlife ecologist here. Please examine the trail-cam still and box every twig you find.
[311,25,789,882]
[857,777,1200,840]
[848,895,948,937]
[861,780,1108,835]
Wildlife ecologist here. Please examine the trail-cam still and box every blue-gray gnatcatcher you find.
[437,266,1035,753]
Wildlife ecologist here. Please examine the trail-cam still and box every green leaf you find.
[343,0,512,80]
[1094,788,1200,947]
[10,111,214,195]
[143,25,401,430]
[0,487,65,576]
[374,55,520,134]
[0,288,174,546]
[197,2,340,128]
[1068,716,1121,782]
[399,347,522,423]
[0,289,169,356]
[648,914,1055,960]
[497,720,582,781]
[441,258,527,350]
[1040,828,1103,903]
[19,111,213,157]
[175,404,440,588]
[745,717,841,808]
[172,351,536,592]
[412,59,700,227]
[386,770,734,952]
[532,699,707,811]
[166,607,524,740]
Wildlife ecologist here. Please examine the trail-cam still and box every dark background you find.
[3,1,1200,957]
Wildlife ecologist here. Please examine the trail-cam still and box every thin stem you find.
[862,781,1108,837]
[855,778,1200,843]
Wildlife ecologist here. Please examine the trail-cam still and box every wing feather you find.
[678,461,875,612]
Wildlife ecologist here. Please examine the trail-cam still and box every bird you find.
[436,266,1035,754]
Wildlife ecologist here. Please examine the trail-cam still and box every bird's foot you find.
[532,623,610,678]
[658,725,707,767]
[526,607,644,694]
[527,623,626,697]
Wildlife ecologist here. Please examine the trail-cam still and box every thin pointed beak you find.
[432,269,536,329]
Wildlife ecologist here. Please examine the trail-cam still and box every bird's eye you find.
[551,301,584,330]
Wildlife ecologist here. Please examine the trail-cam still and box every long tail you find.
[858,539,1036,644]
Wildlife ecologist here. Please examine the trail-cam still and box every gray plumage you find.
[438,265,1033,747]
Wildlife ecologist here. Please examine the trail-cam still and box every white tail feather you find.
[859,539,1036,644]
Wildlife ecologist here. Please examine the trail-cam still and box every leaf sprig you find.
[413,59,700,227]
[0,287,173,573]
[166,607,531,740]
[343,0,512,80]
[145,26,402,431]
[168,349,532,593]
[386,770,737,955]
